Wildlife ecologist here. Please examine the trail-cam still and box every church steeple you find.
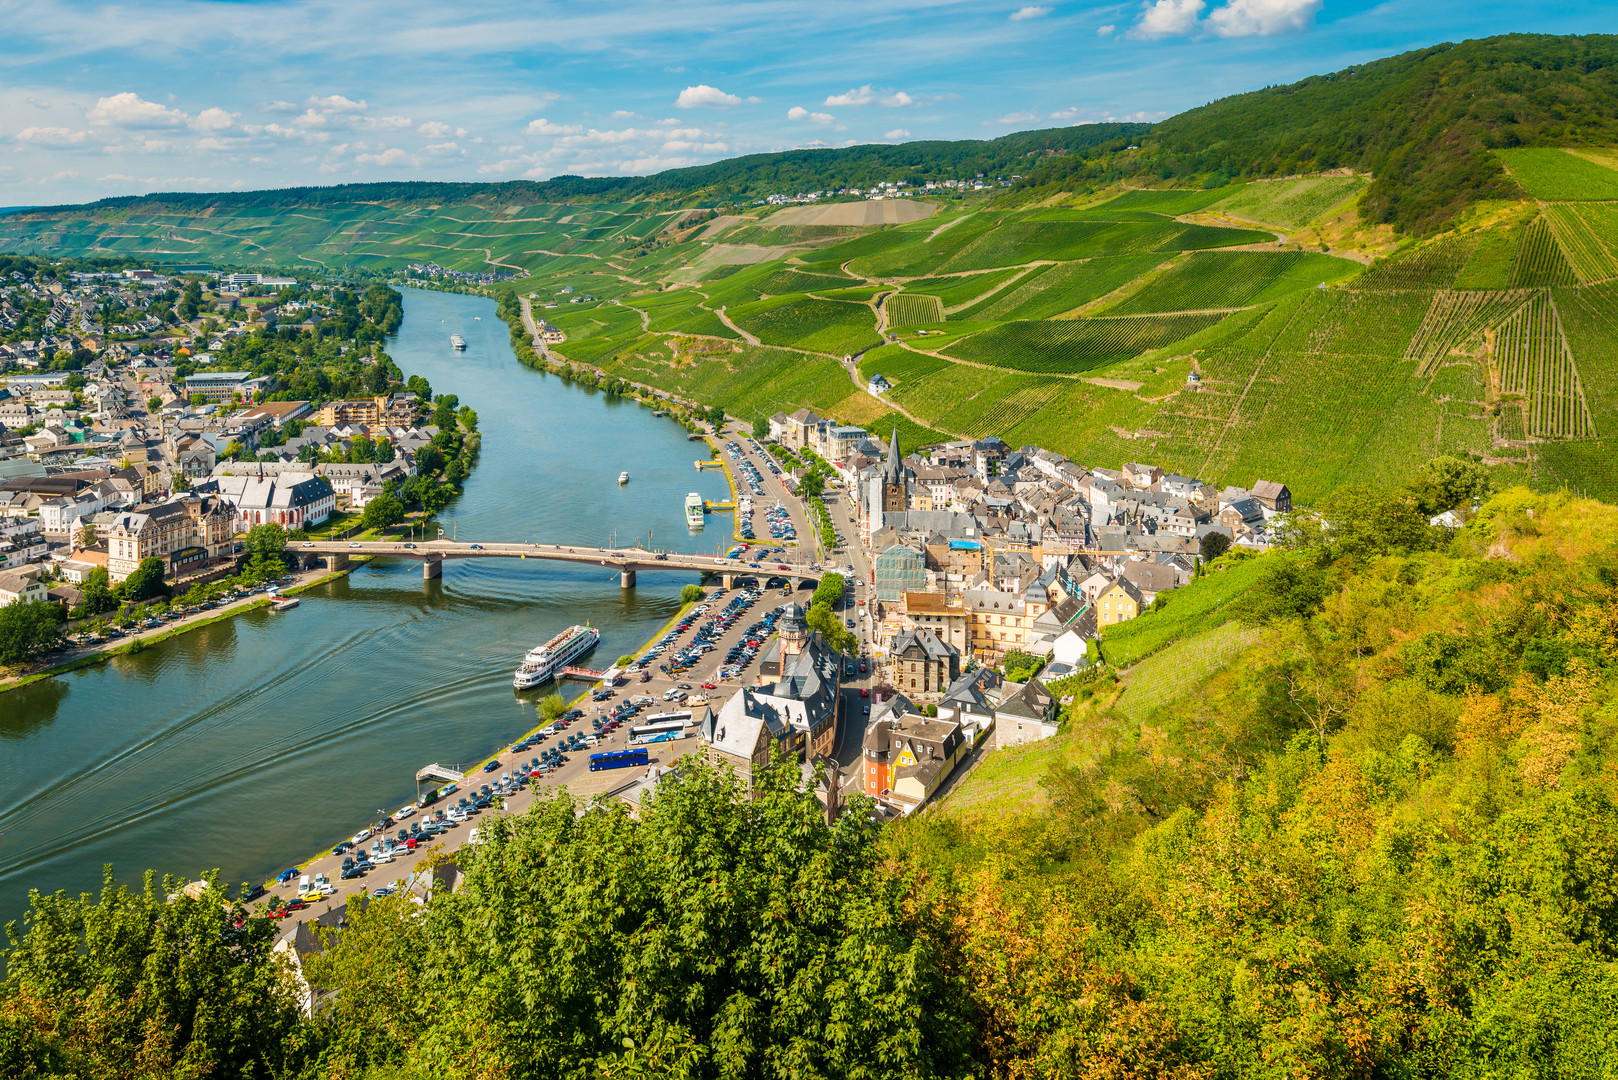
[883,426,902,482]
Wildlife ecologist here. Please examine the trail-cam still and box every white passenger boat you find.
[271,596,299,612]
[685,492,705,529]
[450,335,467,350]
[513,624,600,689]
[618,470,629,485]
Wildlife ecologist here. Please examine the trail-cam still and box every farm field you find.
[884,292,945,327]
[1107,251,1355,314]
[944,313,1228,373]
[957,256,1164,320]
[727,295,881,355]
[1497,148,1618,201]
[1206,175,1367,229]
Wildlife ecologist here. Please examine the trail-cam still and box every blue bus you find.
[589,747,651,772]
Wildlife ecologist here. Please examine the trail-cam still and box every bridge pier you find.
[424,557,443,580]
[721,573,735,590]
[328,553,349,572]
[620,568,636,589]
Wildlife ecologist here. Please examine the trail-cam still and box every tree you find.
[305,754,971,1078]
[147,396,162,413]
[0,601,64,666]
[74,523,96,552]
[118,557,168,603]
[537,693,567,722]
[0,871,303,1078]
[705,404,725,429]
[72,567,118,619]
[752,416,770,439]
[1199,530,1233,562]
[242,524,287,581]
[806,600,857,654]
[679,583,706,604]
[812,572,846,609]
[359,495,405,533]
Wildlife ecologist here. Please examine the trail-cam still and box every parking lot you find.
[257,575,876,918]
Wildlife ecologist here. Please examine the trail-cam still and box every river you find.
[0,288,735,923]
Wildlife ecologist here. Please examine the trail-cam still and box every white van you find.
[584,735,599,748]
[298,874,311,894]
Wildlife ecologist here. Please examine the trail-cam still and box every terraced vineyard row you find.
[943,312,1226,373]
[1354,235,1474,291]
[884,292,945,327]
[1493,292,1594,439]
[1543,204,1618,283]
[1511,216,1578,287]
[1405,289,1532,375]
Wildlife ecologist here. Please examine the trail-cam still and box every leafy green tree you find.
[0,871,303,1078]
[812,572,845,609]
[306,753,972,1078]
[806,600,857,654]
[0,601,64,666]
[705,404,725,429]
[752,416,770,439]
[71,568,118,619]
[679,583,705,604]
[117,558,168,603]
[616,654,636,668]
[1198,530,1232,562]
[538,693,567,722]
[359,495,404,533]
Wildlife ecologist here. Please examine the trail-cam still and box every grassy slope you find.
[14,144,1618,501]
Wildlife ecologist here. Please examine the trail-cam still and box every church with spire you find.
[861,426,911,545]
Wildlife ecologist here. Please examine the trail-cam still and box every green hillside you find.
[8,34,1618,501]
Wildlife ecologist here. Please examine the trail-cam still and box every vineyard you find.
[1492,292,1594,439]
[1543,204,1618,283]
[1207,175,1368,229]
[1510,216,1578,287]
[960,255,1164,321]
[943,313,1226,373]
[1107,251,1351,314]
[1354,235,1473,290]
[1405,289,1531,376]
[1497,148,1618,201]
[857,346,951,387]
[884,292,946,327]
[900,268,1027,310]
[727,296,881,356]
[888,364,1071,436]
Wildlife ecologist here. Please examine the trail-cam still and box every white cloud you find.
[884,128,911,140]
[1207,0,1321,36]
[610,110,639,119]
[417,121,454,137]
[191,108,237,133]
[16,126,93,147]
[1097,23,1116,35]
[824,85,913,107]
[987,110,1040,125]
[1049,106,1081,120]
[307,94,367,114]
[360,115,414,131]
[25,96,51,109]
[788,106,836,124]
[675,84,743,108]
[1009,6,1050,19]
[423,142,465,157]
[1132,0,1205,38]
[526,117,583,136]
[87,92,187,128]
[355,147,419,167]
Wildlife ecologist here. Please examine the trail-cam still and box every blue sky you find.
[0,0,1607,205]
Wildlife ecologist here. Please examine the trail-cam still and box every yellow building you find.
[1096,577,1145,626]
[314,395,418,427]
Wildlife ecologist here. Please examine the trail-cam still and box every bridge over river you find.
[293,538,821,589]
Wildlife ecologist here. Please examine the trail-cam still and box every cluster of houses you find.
[733,409,1299,813]
[0,278,437,602]
[758,176,1012,207]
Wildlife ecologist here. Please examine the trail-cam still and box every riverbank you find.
[262,594,701,893]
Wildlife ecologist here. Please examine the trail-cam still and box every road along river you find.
[0,287,736,922]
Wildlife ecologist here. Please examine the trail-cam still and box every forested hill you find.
[46,124,1152,215]
[1014,33,1618,234]
[17,34,1618,235]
